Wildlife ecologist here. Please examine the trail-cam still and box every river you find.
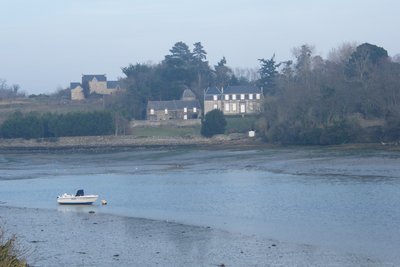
[1,147,399,265]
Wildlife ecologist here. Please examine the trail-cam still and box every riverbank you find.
[0,205,384,267]
[0,134,263,151]
[1,134,399,152]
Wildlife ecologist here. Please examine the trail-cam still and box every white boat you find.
[57,189,98,205]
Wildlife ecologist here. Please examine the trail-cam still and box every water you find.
[1,147,400,264]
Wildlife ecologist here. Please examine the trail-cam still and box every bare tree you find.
[327,42,357,64]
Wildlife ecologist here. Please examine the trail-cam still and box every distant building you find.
[70,82,85,101]
[147,89,202,121]
[204,85,264,115]
[70,74,123,100]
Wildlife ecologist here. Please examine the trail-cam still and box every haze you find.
[1,0,399,94]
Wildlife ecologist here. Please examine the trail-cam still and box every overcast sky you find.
[1,0,399,94]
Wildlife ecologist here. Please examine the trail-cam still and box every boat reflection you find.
[57,204,99,213]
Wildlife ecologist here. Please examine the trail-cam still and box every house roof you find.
[107,81,120,89]
[82,74,107,83]
[204,87,221,95]
[148,100,201,111]
[70,82,82,89]
[181,89,196,100]
[223,86,262,94]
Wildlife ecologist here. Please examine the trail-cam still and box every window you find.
[164,109,168,114]
[232,103,237,111]
[193,107,197,113]
[213,95,218,101]
[249,94,253,100]
[225,94,229,100]
[232,94,237,100]
[213,104,218,109]
[240,94,245,100]
[225,104,230,112]
[183,115,188,120]
[184,107,187,113]
[256,93,261,99]
[150,109,154,115]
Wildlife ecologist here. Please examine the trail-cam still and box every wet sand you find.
[0,205,386,267]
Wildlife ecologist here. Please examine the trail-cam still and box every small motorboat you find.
[57,189,98,205]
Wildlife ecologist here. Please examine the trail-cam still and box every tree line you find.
[0,111,114,139]
[255,42,400,144]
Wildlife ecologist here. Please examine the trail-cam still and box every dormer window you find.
[256,93,261,99]
[193,107,197,113]
[184,107,187,113]
[225,95,229,100]
[213,95,218,101]
[240,94,245,100]
[249,94,253,100]
[232,94,237,100]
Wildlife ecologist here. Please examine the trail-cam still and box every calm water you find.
[1,147,400,263]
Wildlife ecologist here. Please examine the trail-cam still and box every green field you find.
[0,98,104,124]
[132,125,201,137]
[225,116,257,133]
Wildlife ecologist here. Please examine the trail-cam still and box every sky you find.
[1,0,399,94]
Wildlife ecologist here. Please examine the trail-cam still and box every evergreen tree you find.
[258,54,279,94]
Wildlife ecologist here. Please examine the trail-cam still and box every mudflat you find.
[0,205,383,267]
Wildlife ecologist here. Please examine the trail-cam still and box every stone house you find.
[147,89,202,121]
[70,74,123,100]
[204,85,264,115]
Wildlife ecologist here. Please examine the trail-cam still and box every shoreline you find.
[0,135,398,152]
[0,205,385,266]
[0,135,266,151]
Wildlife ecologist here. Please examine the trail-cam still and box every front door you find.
[240,104,246,113]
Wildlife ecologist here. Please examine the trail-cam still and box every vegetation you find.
[132,125,201,138]
[201,109,227,137]
[0,110,114,139]
[107,41,253,120]
[0,79,24,100]
[0,229,28,267]
[255,42,400,145]
[225,116,257,134]
[3,41,400,145]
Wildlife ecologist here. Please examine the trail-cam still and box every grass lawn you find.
[225,116,257,133]
[132,125,201,137]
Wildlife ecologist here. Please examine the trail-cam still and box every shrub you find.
[0,229,28,267]
[0,111,115,139]
[201,109,227,137]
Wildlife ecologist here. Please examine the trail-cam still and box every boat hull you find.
[57,195,98,205]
